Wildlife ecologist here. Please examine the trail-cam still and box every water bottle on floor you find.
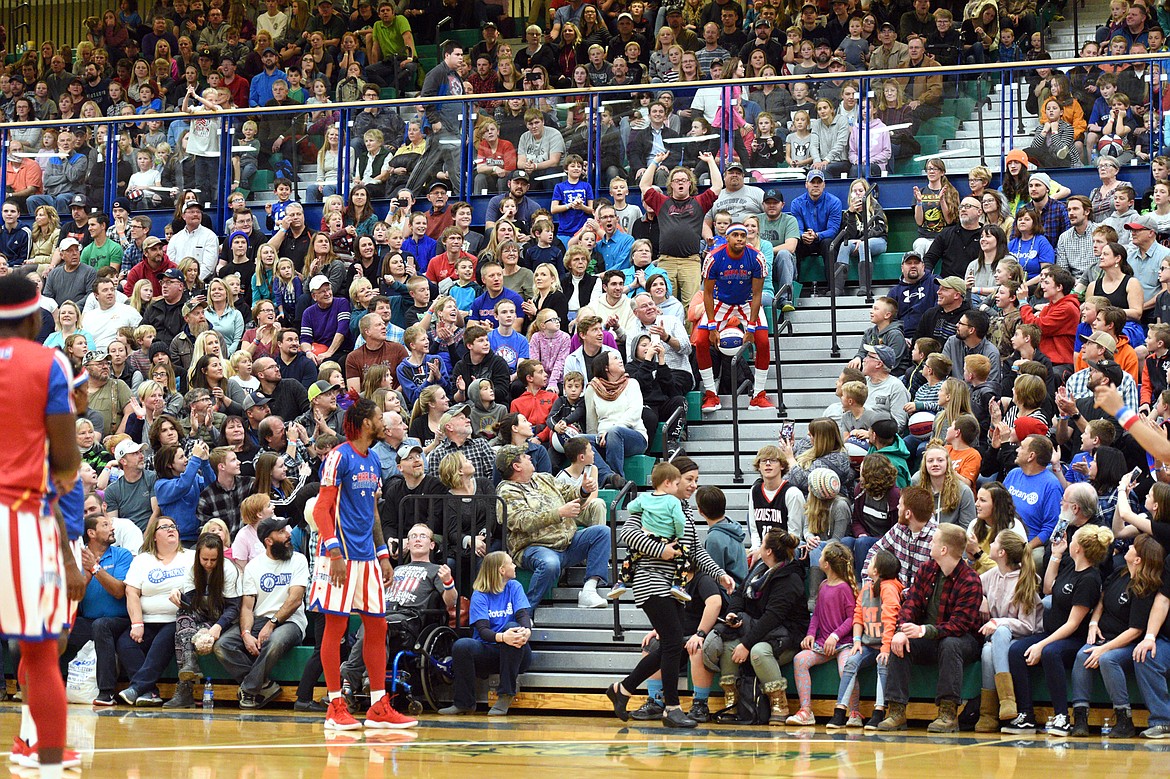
[203,679,214,710]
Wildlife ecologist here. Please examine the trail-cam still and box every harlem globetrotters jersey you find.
[318,442,382,561]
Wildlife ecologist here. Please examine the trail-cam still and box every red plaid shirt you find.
[897,558,983,639]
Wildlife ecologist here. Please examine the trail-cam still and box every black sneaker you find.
[629,698,666,721]
[688,700,710,723]
[662,707,698,729]
[1046,713,1071,736]
[1002,713,1037,735]
[864,709,885,731]
[93,692,116,707]
[294,699,328,712]
[826,708,849,730]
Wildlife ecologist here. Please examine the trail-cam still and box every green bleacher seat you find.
[623,455,655,486]
[918,135,941,156]
[685,391,703,422]
[379,87,398,100]
[449,29,482,49]
[251,170,274,193]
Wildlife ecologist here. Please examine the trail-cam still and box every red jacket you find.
[122,255,178,297]
[1018,293,1081,366]
[510,388,558,443]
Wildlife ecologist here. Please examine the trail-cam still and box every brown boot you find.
[767,689,789,725]
[995,672,1018,721]
[974,689,1000,733]
[877,701,907,731]
[927,699,959,733]
[719,677,737,711]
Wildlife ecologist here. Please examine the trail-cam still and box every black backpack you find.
[714,672,770,725]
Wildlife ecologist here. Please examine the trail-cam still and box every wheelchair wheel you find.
[419,626,458,712]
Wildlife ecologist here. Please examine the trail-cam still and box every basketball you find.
[908,411,936,437]
[718,318,746,357]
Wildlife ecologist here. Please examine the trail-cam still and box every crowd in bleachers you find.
[6,0,1170,738]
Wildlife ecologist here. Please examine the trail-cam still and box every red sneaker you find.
[364,696,419,729]
[701,391,722,413]
[11,738,81,769]
[749,391,776,410]
[324,697,363,731]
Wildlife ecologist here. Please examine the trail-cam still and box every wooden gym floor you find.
[4,704,1169,778]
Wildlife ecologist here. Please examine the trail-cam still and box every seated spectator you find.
[516,109,566,190]
[71,509,134,706]
[425,403,496,481]
[213,516,309,709]
[440,550,533,716]
[875,523,983,732]
[497,444,609,610]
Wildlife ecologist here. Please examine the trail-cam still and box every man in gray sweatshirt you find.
[861,344,911,432]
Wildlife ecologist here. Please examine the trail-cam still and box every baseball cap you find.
[938,276,968,294]
[508,169,531,182]
[438,403,471,429]
[198,47,213,58]
[1126,213,1157,232]
[397,442,424,459]
[483,20,497,28]
[308,275,331,292]
[1084,330,1118,355]
[161,267,183,280]
[428,180,451,192]
[901,250,923,263]
[1087,358,1125,386]
[802,2,819,9]
[142,236,166,250]
[829,56,847,66]
[863,344,896,369]
[307,379,342,402]
[617,11,633,20]
[58,237,81,251]
[255,515,288,544]
[495,444,528,476]
[879,21,896,30]
[806,168,825,182]
[183,200,203,212]
[754,17,771,27]
[114,440,144,460]
[763,188,783,202]
[261,46,277,55]
[725,161,746,173]
[9,74,24,86]
[85,349,110,364]
[242,390,271,411]
[726,223,748,235]
[182,297,208,316]
[69,194,88,209]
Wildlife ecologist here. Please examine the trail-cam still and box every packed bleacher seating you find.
[6,0,1170,742]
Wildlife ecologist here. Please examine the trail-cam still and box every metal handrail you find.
[607,479,639,641]
[770,289,793,418]
[729,377,754,484]
[660,404,686,460]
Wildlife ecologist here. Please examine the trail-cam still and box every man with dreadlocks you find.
[308,391,419,730]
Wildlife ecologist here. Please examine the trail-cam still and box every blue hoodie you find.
[889,270,940,341]
[704,518,749,587]
[788,191,844,241]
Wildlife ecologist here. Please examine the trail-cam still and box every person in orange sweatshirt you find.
[825,549,904,730]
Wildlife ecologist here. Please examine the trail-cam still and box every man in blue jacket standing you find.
[789,169,843,296]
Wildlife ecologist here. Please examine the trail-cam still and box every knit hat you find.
[807,468,841,500]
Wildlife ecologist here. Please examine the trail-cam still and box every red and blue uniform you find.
[308,442,386,616]
[698,244,768,331]
[0,338,75,641]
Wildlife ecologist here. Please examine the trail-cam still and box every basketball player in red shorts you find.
[0,276,85,779]
[309,395,418,730]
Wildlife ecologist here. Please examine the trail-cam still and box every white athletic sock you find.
[40,766,63,779]
[699,368,715,392]
[328,691,342,702]
[369,689,386,704]
[20,704,36,746]
[754,368,769,394]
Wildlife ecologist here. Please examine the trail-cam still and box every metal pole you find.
[338,109,350,201]
[0,129,8,202]
[103,122,117,216]
[770,295,789,416]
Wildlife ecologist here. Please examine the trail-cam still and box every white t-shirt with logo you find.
[125,549,196,623]
[242,552,310,633]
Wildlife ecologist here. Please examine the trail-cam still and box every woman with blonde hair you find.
[186,330,224,386]
[30,205,61,266]
[914,442,976,529]
[440,550,533,716]
[360,364,394,400]
[205,278,244,354]
[409,385,451,451]
[932,378,972,441]
[780,418,855,498]
[439,451,497,585]
[1002,524,1114,735]
[44,300,93,351]
[523,263,568,331]
[178,256,204,295]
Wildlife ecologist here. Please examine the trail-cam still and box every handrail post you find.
[338,109,351,201]
[608,481,638,641]
[0,128,9,203]
[770,294,789,416]
[103,121,117,216]
[730,376,753,483]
